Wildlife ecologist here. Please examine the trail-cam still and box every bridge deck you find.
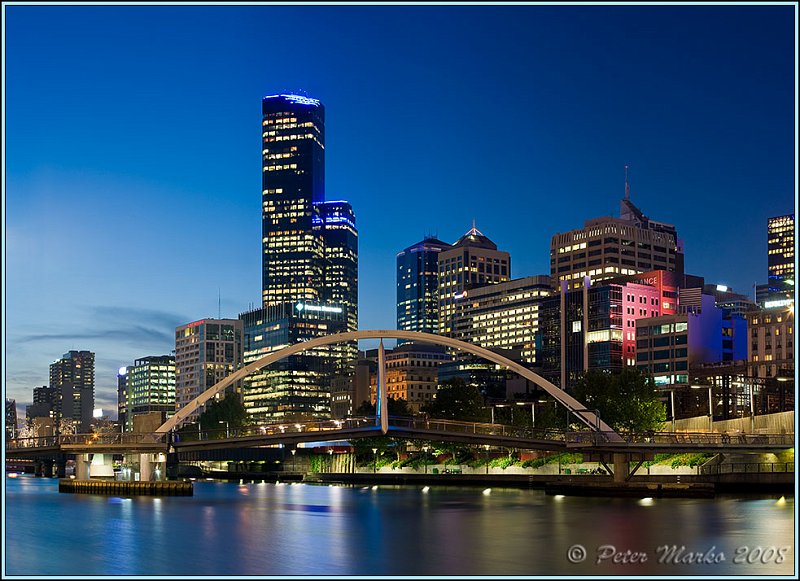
[6,416,793,459]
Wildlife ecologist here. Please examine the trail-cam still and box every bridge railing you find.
[174,416,378,442]
[387,416,568,441]
[6,432,166,449]
[700,462,795,475]
[565,431,796,447]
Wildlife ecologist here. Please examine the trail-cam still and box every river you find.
[4,475,795,576]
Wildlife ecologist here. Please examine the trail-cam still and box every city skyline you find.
[4,3,796,415]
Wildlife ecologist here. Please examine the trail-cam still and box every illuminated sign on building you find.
[296,303,343,314]
[764,299,794,309]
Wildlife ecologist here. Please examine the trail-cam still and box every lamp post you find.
[372,448,378,474]
[291,448,296,472]
[422,445,430,474]
[484,444,490,474]
[516,401,535,428]
[219,420,229,439]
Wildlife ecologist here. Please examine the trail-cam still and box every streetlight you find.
[691,384,713,432]
[372,447,378,474]
[219,420,229,439]
[291,448,296,472]
[422,445,430,474]
[484,444,490,474]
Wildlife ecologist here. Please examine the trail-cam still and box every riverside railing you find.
[700,462,795,475]
[564,431,795,447]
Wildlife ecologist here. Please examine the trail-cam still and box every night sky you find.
[4,3,796,416]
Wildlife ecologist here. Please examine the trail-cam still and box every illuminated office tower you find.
[49,350,95,432]
[450,275,553,365]
[397,236,451,335]
[247,94,358,421]
[122,355,176,433]
[767,214,794,302]
[174,319,243,423]
[261,94,326,307]
[438,225,511,337]
[550,171,683,290]
[314,200,358,333]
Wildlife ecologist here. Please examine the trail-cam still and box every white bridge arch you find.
[156,330,621,439]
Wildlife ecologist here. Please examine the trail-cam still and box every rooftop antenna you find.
[624,165,631,200]
[218,288,221,319]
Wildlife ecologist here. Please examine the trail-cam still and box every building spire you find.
[624,165,630,200]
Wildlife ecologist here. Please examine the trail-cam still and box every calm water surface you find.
[4,476,795,576]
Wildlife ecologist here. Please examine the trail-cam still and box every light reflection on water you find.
[4,476,794,576]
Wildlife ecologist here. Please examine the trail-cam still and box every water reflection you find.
[5,477,794,576]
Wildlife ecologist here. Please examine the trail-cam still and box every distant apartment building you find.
[748,305,794,381]
[175,319,243,423]
[550,186,683,291]
[369,343,453,413]
[5,399,17,440]
[397,236,451,336]
[438,225,510,336]
[449,275,552,365]
[49,350,95,432]
[121,355,176,432]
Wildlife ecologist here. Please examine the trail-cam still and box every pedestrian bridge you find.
[7,415,794,459]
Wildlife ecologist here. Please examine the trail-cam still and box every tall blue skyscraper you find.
[396,236,451,335]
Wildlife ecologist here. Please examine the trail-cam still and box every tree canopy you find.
[573,368,666,433]
[178,392,250,439]
[354,397,412,417]
[421,378,489,422]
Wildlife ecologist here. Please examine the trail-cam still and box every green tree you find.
[421,378,489,422]
[354,397,412,417]
[195,392,250,438]
[573,368,666,433]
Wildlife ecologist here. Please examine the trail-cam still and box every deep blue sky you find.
[4,3,796,416]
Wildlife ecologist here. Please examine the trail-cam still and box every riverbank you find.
[201,469,792,497]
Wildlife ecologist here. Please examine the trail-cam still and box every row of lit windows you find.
[264,163,299,172]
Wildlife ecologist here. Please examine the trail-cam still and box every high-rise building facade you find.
[438,226,511,336]
[250,94,358,421]
[314,200,358,333]
[117,367,128,433]
[767,214,794,303]
[240,303,348,422]
[261,94,326,308]
[538,273,686,390]
[551,188,683,291]
[449,275,553,365]
[122,355,176,432]
[49,350,95,432]
[174,319,243,423]
[5,399,17,440]
[748,305,794,381]
[397,236,451,335]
